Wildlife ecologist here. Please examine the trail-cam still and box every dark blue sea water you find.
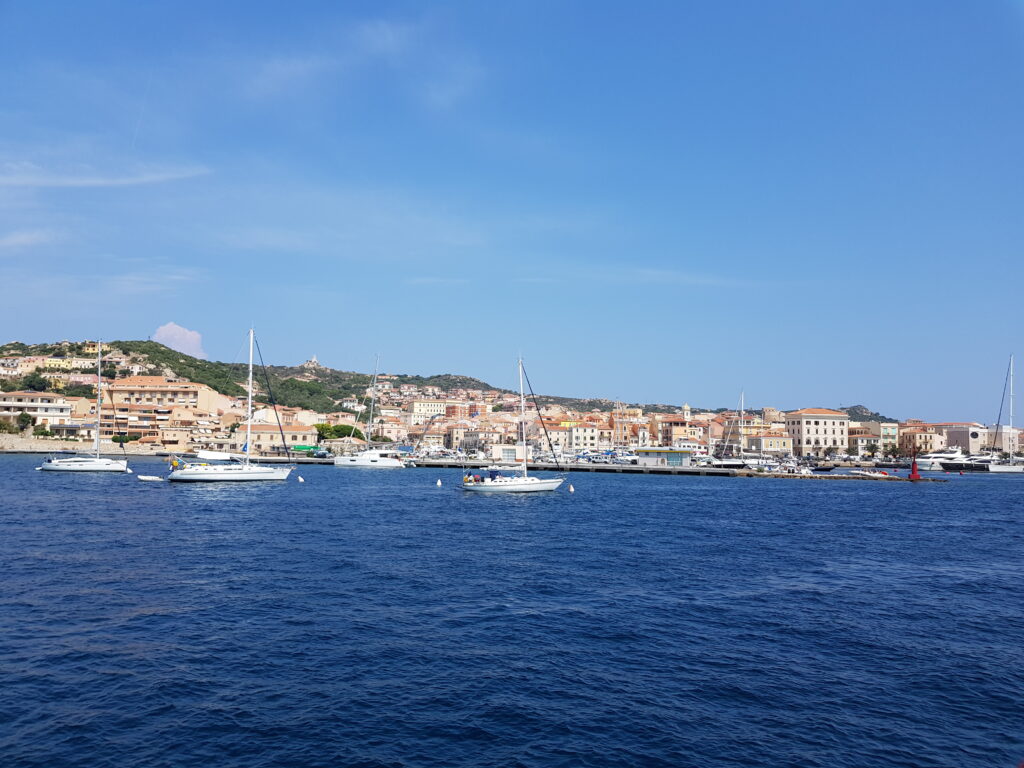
[2,454,1022,768]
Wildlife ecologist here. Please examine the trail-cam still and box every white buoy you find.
[436,478,442,487]
[568,484,575,493]
[298,476,305,483]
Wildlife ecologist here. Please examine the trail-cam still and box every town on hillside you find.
[0,341,1019,461]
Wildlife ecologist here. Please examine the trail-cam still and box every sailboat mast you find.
[367,355,379,447]
[94,340,102,457]
[245,328,254,466]
[1003,354,1011,462]
[519,357,527,476]
[739,390,744,456]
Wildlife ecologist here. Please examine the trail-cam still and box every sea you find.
[2,454,1022,768]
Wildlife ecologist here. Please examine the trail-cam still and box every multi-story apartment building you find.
[852,421,899,454]
[106,376,229,412]
[568,423,600,452]
[930,423,987,454]
[42,357,95,371]
[785,408,850,456]
[82,341,111,355]
[407,399,450,425]
[899,425,947,454]
[745,432,794,455]
[229,423,318,454]
[0,356,47,377]
[0,391,73,427]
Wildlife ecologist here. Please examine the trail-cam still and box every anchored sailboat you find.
[38,341,130,473]
[334,356,407,468]
[462,358,564,493]
[988,354,1023,474]
[167,328,292,482]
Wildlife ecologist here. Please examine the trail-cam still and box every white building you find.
[785,408,850,457]
[0,391,73,428]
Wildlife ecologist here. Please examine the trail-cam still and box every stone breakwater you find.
[0,436,161,455]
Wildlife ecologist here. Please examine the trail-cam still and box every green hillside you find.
[2,339,895,419]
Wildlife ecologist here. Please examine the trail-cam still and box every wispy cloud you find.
[629,268,735,286]
[405,276,471,285]
[0,165,210,188]
[419,55,485,110]
[354,20,415,61]
[110,266,199,294]
[246,55,340,99]
[0,229,58,248]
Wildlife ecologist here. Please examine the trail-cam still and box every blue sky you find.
[1,2,1022,421]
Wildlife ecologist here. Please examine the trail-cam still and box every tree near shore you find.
[21,372,49,392]
[17,411,34,430]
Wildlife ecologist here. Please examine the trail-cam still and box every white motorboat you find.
[334,357,407,469]
[168,330,292,483]
[38,341,131,473]
[334,449,407,468]
[850,469,890,478]
[462,358,564,494]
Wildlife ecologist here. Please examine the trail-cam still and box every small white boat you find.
[850,469,890,478]
[39,456,131,472]
[38,340,131,474]
[137,475,165,482]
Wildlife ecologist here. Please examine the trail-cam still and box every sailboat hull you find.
[462,476,564,493]
[168,464,292,482]
[39,457,130,472]
[985,463,1024,473]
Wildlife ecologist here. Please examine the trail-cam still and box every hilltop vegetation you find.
[1,339,897,420]
[838,404,897,423]
[111,341,247,397]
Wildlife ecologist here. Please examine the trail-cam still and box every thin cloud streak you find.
[0,166,211,188]
[0,229,58,248]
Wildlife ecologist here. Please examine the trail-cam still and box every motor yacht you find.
[915,447,966,471]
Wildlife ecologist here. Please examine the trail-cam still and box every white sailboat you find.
[168,329,292,482]
[988,354,1023,473]
[334,356,406,468]
[38,342,130,473]
[462,358,564,493]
